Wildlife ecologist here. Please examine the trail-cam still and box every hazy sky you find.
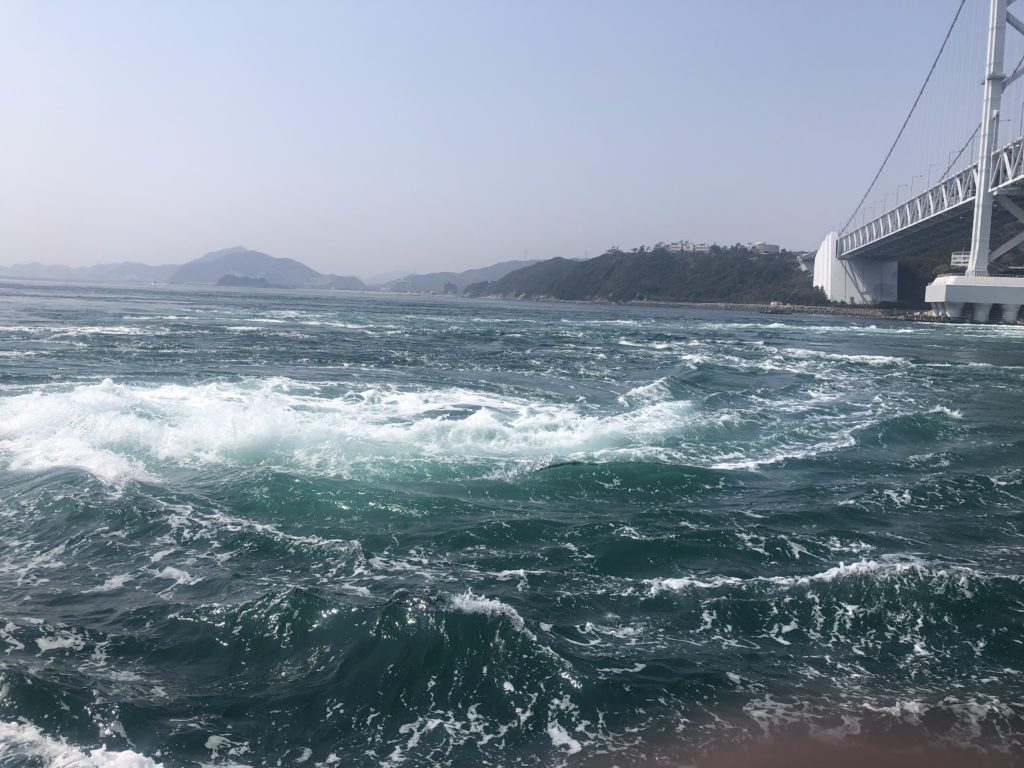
[0,0,987,277]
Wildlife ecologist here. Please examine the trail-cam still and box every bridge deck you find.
[839,136,1024,261]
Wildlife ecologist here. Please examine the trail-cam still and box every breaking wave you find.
[0,378,694,484]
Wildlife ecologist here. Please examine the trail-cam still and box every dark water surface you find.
[2,280,1024,766]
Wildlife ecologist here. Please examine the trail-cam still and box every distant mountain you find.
[191,246,250,263]
[168,249,321,286]
[361,269,408,287]
[464,247,827,305]
[168,247,366,290]
[0,261,177,283]
[383,260,539,293]
[308,274,368,290]
[0,247,367,291]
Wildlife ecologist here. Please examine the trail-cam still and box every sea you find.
[1,279,1024,767]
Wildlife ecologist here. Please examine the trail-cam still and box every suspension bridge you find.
[814,0,1024,322]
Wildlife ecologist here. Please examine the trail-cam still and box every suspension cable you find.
[937,50,1024,185]
[940,123,981,184]
[839,0,968,235]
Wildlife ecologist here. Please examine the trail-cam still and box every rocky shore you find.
[469,293,1024,324]
[627,300,902,320]
[632,301,1015,324]
[470,294,925,322]
[633,300,1020,324]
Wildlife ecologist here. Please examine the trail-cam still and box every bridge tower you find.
[815,0,1024,320]
[966,0,1008,278]
[926,0,1024,322]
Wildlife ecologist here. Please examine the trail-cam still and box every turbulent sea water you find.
[2,280,1024,767]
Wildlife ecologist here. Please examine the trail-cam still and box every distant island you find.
[0,246,368,291]
[0,247,532,294]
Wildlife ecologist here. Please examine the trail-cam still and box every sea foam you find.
[0,377,692,484]
[0,721,162,768]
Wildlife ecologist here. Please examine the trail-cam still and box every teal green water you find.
[1,280,1024,766]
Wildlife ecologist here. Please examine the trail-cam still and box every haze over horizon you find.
[1,0,970,275]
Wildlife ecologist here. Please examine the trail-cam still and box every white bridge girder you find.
[835,139,1024,262]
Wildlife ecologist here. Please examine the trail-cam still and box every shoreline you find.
[467,294,935,322]
[621,299,907,321]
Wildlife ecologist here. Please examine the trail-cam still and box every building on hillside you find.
[950,251,970,268]
[663,241,714,253]
[750,242,781,254]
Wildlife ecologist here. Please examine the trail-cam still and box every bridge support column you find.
[967,0,1008,277]
[944,302,965,319]
[812,232,897,304]
[1001,303,1021,323]
[925,275,1024,322]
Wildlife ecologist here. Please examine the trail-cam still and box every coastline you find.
[622,299,908,321]
[466,294,940,323]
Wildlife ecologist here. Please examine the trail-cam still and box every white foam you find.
[1,622,25,652]
[710,432,857,471]
[0,377,693,484]
[492,569,546,592]
[770,558,923,586]
[546,722,582,754]
[645,575,743,596]
[85,574,134,593]
[448,592,526,631]
[643,556,982,596]
[156,566,202,586]
[46,325,154,337]
[0,720,162,767]
[781,348,908,366]
[617,378,671,406]
[36,631,86,652]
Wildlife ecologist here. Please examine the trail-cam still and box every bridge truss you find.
[837,135,1024,261]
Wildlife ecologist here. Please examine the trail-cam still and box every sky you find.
[0,0,995,278]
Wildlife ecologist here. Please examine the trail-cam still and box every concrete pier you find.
[924,275,1024,323]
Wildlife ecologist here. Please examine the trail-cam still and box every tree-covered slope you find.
[465,247,826,305]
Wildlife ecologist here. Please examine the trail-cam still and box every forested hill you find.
[464,247,827,305]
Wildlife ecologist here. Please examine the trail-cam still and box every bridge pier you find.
[973,303,994,323]
[924,275,1024,323]
[812,232,898,305]
[932,301,965,319]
